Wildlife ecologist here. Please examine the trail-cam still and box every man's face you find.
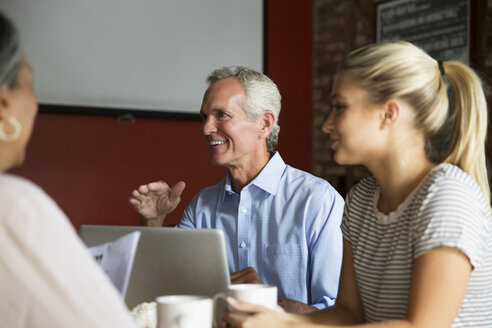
[200,77,264,169]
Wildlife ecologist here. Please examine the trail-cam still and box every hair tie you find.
[438,60,445,76]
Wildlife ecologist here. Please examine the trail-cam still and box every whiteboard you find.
[2,0,264,115]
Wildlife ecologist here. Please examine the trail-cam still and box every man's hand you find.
[230,267,263,284]
[277,297,317,313]
[129,180,186,226]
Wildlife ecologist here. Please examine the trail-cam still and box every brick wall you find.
[313,0,492,197]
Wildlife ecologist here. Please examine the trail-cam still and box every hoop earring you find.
[0,116,21,142]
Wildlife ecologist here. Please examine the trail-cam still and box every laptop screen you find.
[78,225,230,309]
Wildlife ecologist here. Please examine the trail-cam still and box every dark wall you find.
[10,1,313,228]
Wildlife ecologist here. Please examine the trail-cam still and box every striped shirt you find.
[342,163,492,327]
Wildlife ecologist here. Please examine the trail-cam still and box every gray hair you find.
[0,12,21,90]
[206,66,281,152]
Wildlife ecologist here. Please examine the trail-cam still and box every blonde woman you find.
[222,41,492,327]
[0,12,137,327]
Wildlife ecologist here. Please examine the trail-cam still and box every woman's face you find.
[322,72,384,166]
[1,54,38,167]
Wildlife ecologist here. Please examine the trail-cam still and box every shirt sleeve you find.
[177,197,197,228]
[341,188,354,244]
[307,186,345,309]
[0,178,137,328]
[412,177,491,270]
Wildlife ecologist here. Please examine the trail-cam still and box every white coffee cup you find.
[213,284,277,326]
[156,295,213,328]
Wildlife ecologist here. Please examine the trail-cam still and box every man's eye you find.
[200,113,207,121]
[217,111,228,118]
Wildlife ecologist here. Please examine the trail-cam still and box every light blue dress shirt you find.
[179,152,344,308]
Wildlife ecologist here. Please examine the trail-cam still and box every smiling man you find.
[129,66,344,312]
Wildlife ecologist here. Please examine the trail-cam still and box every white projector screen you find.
[2,0,264,116]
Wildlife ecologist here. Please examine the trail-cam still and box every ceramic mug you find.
[156,295,213,328]
[213,284,277,326]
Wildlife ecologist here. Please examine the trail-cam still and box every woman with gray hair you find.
[221,41,492,327]
[130,66,344,313]
[0,11,137,327]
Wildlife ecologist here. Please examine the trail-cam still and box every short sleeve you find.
[412,177,491,270]
[341,185,358,244]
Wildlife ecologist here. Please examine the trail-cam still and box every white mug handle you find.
[212,292,228,328]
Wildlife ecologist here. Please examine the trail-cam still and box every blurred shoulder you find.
[0,173,66,220]
[0,173,46,198]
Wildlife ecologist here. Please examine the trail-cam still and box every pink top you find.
[0,174,137,327]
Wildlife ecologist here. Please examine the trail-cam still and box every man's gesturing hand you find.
[129,180,186,225]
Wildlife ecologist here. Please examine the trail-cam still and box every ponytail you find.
[338,41,490,205]
[442,61,490,203]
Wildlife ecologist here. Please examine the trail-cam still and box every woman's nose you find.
[321,111,335,134]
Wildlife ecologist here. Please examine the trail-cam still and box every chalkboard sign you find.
[377,0,470,64]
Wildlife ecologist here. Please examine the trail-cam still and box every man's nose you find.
[202,116,216,135]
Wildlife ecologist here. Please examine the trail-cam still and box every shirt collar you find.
[219,172,234,206]
[220,152,286,204]
[250,151,285,195]
[224,151,287,195]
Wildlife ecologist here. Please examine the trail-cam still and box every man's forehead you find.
[207,77,242,93]
[202,81,244,103]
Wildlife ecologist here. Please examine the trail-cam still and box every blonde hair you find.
[338,41,490,203]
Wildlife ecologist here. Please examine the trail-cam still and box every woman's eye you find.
[331,103,346,114]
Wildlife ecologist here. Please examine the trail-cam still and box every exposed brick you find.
[314,0,492,194]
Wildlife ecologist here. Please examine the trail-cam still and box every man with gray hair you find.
[130,66,344,312]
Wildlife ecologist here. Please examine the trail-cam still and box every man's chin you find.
[209,156,227,167]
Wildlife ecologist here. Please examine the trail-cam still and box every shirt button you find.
[240,242,246,248]
[241,208,247,214]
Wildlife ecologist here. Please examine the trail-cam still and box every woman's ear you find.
[259,110,275,138]
[380,99,400,129]
[0,85,13,120]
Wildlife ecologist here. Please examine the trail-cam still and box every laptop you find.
[78,225,230,309]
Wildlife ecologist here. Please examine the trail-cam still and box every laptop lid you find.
[78,225,230,309]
